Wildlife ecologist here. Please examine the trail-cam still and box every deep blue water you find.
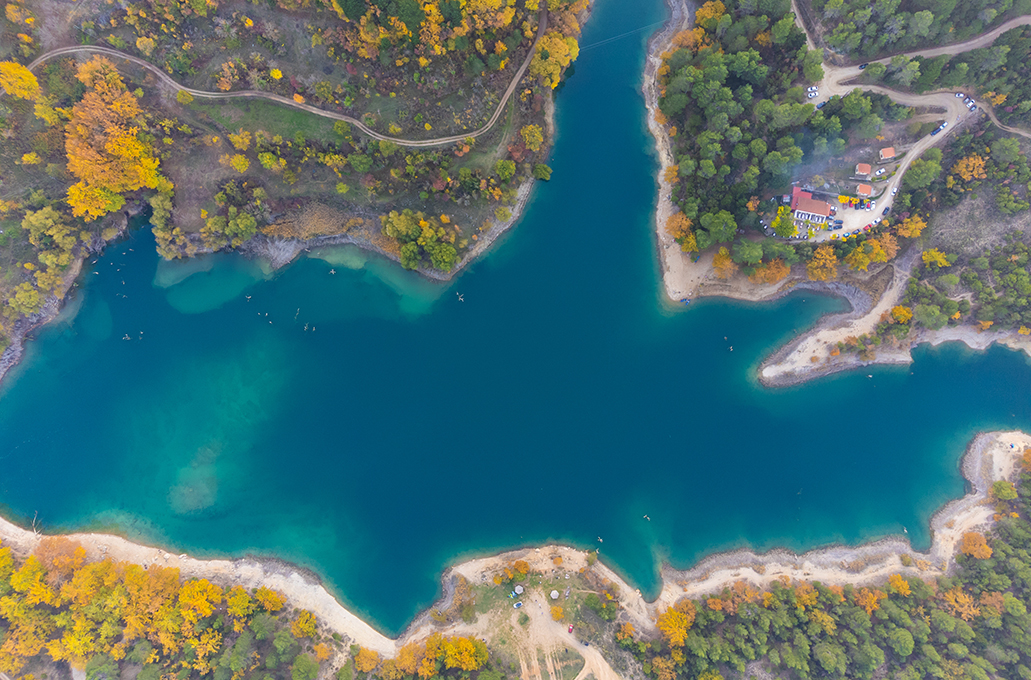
[2,0,1031,636]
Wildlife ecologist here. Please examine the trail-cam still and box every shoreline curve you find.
[1,429,1027,654]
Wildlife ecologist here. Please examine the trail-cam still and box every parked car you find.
[891,187,898,196]
[816,101,827,109]
[874,168,886,176]
[859,63,868,69]
[956,92,965,98]
[568,625,574,633]
[807,86,818,92]
[882,207,890,215]
[807,92,818,98]
[514,602,522,609]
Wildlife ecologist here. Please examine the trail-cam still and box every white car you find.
[891,187,898,196]
[955,92,964,98]
[874,168,886,176]
[807,86,819,92]
[870,201,877,210]
[807,92,818,98]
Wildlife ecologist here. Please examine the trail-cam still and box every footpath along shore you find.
[2,431,1027,660]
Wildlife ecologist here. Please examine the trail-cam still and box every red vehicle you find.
[568,625,574,633]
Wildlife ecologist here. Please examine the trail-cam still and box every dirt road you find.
[27,11,549,149]
[788,4,1031,241]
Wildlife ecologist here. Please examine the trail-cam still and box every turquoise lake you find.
[3,0,1031,636]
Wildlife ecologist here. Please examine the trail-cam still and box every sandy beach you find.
[2,428,1027,673]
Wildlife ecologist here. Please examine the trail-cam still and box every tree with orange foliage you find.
[615,623,635,642]
[853,587,885,615]
[33,538,85,586]
[896,214,927,238]
[666,212,697,252]
[793,582,818,610]
[960,532,993,559]
[713,246,738,279]
[551,605,564,621]
[706,597,723,611]
[664,165,680,184]
[874,233,898,260]
[656,599,696,647]
[807,245,838,281]
[652,655,677,680]
[0,61,40,100]
[748,258,790,284]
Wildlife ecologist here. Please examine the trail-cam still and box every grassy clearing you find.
[192,99,340,144]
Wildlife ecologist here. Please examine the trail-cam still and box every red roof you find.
[880,147,896,160]
[790,187,831,217]
[857,183,873,196]
[795,197,831,217]
[855,163,872,175]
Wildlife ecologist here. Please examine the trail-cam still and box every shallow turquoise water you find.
[3,0,1031,635]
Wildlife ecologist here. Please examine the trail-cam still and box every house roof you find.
[880,147,896,159]
[857,183,873,196]
[794,196,831,217]
[855,163,872,175]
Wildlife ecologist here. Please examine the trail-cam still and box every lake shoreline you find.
[641,0,1031,387]
[1,430,1026,655]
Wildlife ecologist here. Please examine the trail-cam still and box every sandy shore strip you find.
[2,429,1028,655]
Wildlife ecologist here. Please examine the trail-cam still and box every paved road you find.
[27,10,548,149]
[787,2,1031,242]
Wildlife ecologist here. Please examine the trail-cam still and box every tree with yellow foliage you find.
[530,32,579,89]
[290,610,317,638]
[896,214,926,238]
[0,61,40,100]
[354,647,380,673]
[694,0,726,31]
[64,57,170,222]
[891,305,913,323]
[941,586,981,621]
[254,586,286,611]
[806,245,838,281]
[951,154,987,182]
[921,248,951,268]
[713,246,738,279]
[888,574,911,597]
[520,124,544,152]
[656,599,696,647]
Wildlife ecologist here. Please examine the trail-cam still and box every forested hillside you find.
[0,0,587,355]
[802,0,1031,60]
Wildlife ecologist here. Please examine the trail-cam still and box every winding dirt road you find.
[789,2,1031,240]
[27,11,548,149]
